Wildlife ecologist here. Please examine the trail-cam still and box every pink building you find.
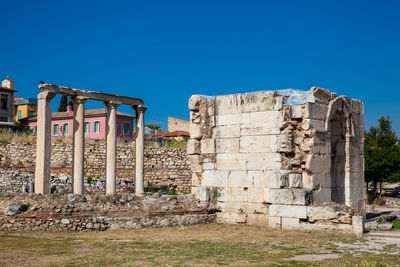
[22,107,135,141]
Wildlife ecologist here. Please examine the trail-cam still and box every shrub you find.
[164,139,187,150]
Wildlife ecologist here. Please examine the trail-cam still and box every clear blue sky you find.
[1,0,400,132]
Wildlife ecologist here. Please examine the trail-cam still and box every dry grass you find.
[0,129,35,144]
[0,224,398,266]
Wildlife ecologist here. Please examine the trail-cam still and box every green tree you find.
[58,95,68,112]
[146,122,162,131]
[68,97,73,111]
[365,116,400,198]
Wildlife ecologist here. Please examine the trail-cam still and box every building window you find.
[1,95,7,109]
[94,121,100,134]
[29,110,35,117]
[53,124,59,136]
[62,123,69,135]
[34,126,37,136]
[17,110,22,120]
[84,122,90,134]
[123,123,130,135]
[0,116,7,122]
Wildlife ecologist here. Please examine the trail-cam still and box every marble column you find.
[134,105,147,196]
[72,96,88,195]
[34,91,56,194]
[105,101,119,195]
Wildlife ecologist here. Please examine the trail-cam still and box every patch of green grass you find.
[0,225,399,266]
[392,220,400,230]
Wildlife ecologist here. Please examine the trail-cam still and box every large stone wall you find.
[0,143,191,193]
[168,116,190,132]
[188,87,365,235]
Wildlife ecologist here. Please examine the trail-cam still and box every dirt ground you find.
[0,224,399,266]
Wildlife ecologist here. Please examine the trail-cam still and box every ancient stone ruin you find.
[188,87,365,235]
[35,84,147,196]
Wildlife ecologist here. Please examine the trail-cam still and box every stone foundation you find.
[0,192,216,231]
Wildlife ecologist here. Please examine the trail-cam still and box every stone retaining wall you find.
[0,192,216,231]
[0,143,191,193]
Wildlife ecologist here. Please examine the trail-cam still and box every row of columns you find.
[34,91,147,196]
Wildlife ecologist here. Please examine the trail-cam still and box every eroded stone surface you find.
[188,87,365,234]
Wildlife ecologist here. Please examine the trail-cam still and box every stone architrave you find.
[34,91,56,194]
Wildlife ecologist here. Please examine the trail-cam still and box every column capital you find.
[104,101,121,109]
[132,105,147,113]
[38,91,56,101]
[71,96,89,105]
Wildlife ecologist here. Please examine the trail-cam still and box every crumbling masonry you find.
[188,87,365,235]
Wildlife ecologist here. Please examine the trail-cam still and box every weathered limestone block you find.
[311,86,336,105]
[247,214,269,226]
[269,172,289,189]
[269,204,307,219]
[246,153,281,171]
[268,189,309,205]
[268,216,282,229]
[214,91,279,115]
[218,201,243,213]
[216,113,250,126]
[306,206,339,222]
[228,171,249,188]
[352,215,364,236]
[213,125,241,138]
[215,94,243,115]
[189,95,206,111]
[216,154,247,170]
[277,130,294,153]
[217,212,247,224]
[249,111,283,124]
[281,217,300,230]
[189,155,203,173]
[203,162,215,170]
[190,124,202,140]
[196,186,218,201]
[290,105,303,119]
[216,138,239,154]
[187,139,200,155]
[191,173,201,187]
[240,123,280,136]
[244,202,269,214]
[201,139,216,154]
[289,173,303,188]
[239,136,276,153]
[218,187,248,202]
[201,170,229,187]
[313,188,332,203]
[247,170,268,188]
[190,111,201,124]
[247,188,265,203]
[218,202,268,214]
[304,103,329,120]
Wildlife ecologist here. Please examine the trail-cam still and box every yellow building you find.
[14,97,37,124]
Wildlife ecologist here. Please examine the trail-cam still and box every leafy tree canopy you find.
[146,122,162,131]
[58,95,68,112]
[365,116,400,185]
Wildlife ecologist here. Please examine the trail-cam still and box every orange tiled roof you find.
[160,130,190,137]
